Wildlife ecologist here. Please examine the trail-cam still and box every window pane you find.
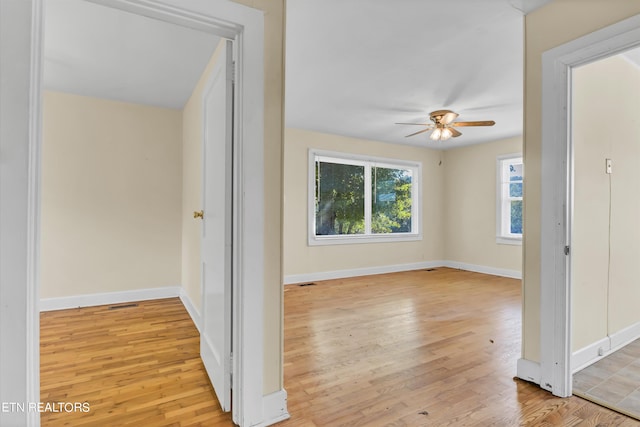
[510,182,523,197]
[371,166,412,234]
[510,200,523,234]
[315,161,365,235]
[509,163,523,181]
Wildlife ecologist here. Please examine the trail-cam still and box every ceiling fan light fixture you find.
[441,111,458,125]
[398,109,495,141]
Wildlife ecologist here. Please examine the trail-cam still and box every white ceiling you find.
[47,0,640,150]
[285,0,534,149]
[285,0,640,149]
[44,0,220,109]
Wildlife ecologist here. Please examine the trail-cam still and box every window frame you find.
[308,149,421,246]
[496,153,523,245]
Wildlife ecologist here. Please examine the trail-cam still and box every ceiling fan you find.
[396,110,495,141]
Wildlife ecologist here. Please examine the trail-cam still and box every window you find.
[309,150,420,245]
[497,154,523,244]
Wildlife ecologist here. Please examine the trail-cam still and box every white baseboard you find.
[284,260,521,284]
[572,320,640,373]
[610,320,640,349]
[517,358,541,384]
[442,261,522,279]
[179,289,202,333]
[39,286,181,311]
[257,389,290,426]
[283,261,444,284]
[572,336,611,373]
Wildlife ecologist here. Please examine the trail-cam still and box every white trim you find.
[495,153,523,244]
[309,233,422,246]
[39,286,181,312]
[86,0,240,39]
[284,261,444,284]
[517,358,541,384]
[20,1,271,425]
[308,149,422,246]
[443,261,522,280]
[610,319,640,350]
[1,1,44,424]
[573,321,640,373]
[26,0,44,425]
[257,389,290,426]
[572,337,611,373]
[540,13,640,398]
[284,260,522,284]
[179,289,202,333]
[232,7,267,425]
[496,236,523,246]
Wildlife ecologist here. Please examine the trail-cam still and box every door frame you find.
[540,13,640,397]
[25,0,267,425]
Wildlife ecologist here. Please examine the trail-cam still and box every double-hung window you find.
[309,150,420,245]
[496,154,523,244]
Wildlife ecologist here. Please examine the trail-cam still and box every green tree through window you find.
[315,162,365,235]
[312,154,419,241]
[372,167,412,233]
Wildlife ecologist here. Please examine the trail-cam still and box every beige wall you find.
[181,41,225,314]
[283,128,523,279]
[523,0,640,362]
[40,91,183,298]
[572,55,640,351]
[283,128,445,277]
[443,137,522,272]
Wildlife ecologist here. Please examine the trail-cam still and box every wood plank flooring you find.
[279,268,640,426]
[40,298,232,426]
[40,268,640,426]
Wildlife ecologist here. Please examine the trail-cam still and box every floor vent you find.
[298,283,316,287]
[108,303,139,310]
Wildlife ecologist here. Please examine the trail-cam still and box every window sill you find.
[309,233,421,246]
[496,236,522,246]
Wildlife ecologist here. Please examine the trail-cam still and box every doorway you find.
[41,0,236,415]
[569,47,640,419]
[0,0,270,425]
[540,13,640,398]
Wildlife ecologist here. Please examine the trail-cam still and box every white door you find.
[201,39,233,412]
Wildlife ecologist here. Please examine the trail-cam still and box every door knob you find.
[193,210,204,219]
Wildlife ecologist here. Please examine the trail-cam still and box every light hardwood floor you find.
[40,268,640,426]
[40,298,232,426]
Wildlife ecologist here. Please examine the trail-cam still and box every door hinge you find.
[229,352,233,385]
[564,245,570,255]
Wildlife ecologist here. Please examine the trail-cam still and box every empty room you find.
[3,1,640,427]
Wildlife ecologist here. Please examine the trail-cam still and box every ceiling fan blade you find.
[395,122,431,126]
[451,120,496,127]
[440,111,459,125]
[404,128,431,138]
[449,127,462,137]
